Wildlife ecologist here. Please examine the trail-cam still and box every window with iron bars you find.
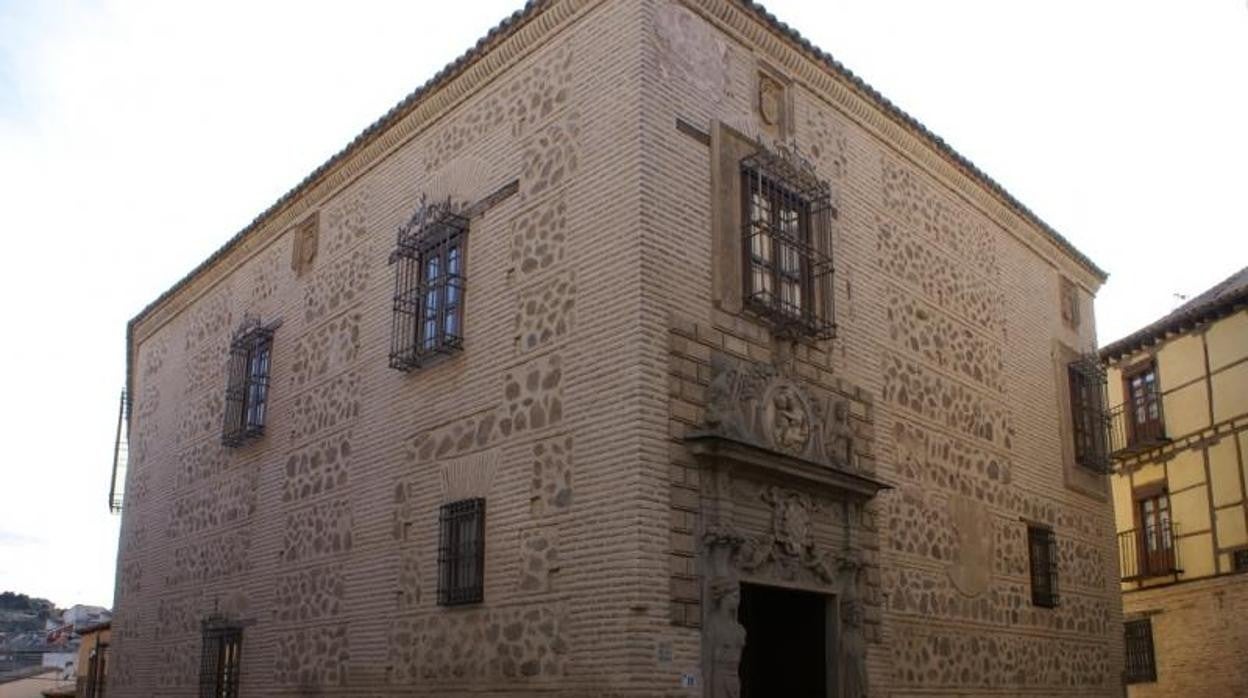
[198,624,242,698]
[740,146,836,340]
[222,321,273,447]
[438,498,485,606]
[1068,354,1111,473]
[1124,618,1157,683]
[1027,524,1060,608]
[389,197,467,371]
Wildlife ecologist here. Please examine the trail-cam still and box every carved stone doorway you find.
[738,583,831,698]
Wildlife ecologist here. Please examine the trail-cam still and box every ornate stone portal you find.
[688,354,886,698]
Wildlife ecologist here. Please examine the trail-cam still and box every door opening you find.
[738,583,828,698]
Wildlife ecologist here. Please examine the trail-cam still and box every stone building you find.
[1103,266,1248,696]
[108,1,1123,695]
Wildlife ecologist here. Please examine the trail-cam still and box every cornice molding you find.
[131,0,596,347]
[681,0,1106,292]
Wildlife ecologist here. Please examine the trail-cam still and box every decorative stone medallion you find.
[765,382,812,454]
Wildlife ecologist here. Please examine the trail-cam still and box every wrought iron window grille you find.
[389,195,468,371]
[1124,618,1157,683]
[1027,525,1060,608]
[438,497,485,606]
[222,318,274,447]
[198,622,243,698]
[1067,354,1112,474]
[740,142,836,341]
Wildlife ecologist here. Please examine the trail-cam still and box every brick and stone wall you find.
[111,1,1123,696]
[644,1,1122,695]
[112,1,654,695]
[1124,573,1248,696]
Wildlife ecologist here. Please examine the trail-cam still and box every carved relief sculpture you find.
[701,354,856,472]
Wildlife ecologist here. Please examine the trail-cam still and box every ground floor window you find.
[199,625,242,698]
[1124,618,1157,683]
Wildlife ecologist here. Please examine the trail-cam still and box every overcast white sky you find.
[1,1,1244,609]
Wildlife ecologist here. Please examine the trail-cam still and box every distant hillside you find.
[0,592,57,633]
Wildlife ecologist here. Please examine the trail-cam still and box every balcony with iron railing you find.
[1108,387,1169,459]
[1118,521,1182,581]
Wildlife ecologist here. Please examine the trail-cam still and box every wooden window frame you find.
[1132,484,1176,577]
[1122,360,1164,447]
[1027,524,1059,608]
[438,498,486,606]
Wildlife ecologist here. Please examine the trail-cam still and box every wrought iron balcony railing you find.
[1118,522,1181,581]
[1108,388,1167,458]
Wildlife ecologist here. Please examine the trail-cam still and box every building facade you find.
[1103,266,1248,696]
[109,1,1123,695]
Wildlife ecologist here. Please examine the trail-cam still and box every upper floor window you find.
[1137,490,1175,575]
[1067,355,1110,473]
[739,145,836,340]
[198,624,242,698]
[1027,524,1059,608]
[222,320,273,447]
[1124,618,1157,683]
[390,196,467,371]
[1124,361,1164,446]
[438,498,485,606]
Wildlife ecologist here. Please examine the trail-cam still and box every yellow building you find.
[1103,266,1248,695]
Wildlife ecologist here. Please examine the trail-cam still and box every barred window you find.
[740,145,835,340]
[1124,618,1157,683]
[1067,355,1110,473]
[222,321,273,447]
[199,625,242,698]
[438,498,485,606]
[1233,548,1248,572]
[390,197,468,371]
[1028,525,1059,608]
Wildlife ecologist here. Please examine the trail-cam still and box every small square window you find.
[1124,618,1157,683]
[1027,525,1059,608]
[1233,548,1248,573]
[199,624,242,698]
[222,321,273,447]
[438,498,485,606]
[390,197,468,371]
